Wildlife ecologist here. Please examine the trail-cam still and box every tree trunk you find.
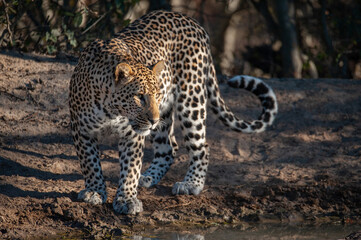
[274,0,302,78]
[148,0,171,12]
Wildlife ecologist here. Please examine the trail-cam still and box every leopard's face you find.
[111,61,164,135]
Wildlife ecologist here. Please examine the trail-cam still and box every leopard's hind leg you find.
[172,82,209,195]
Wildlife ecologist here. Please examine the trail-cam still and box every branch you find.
[1,0,13,45]
[81,10,110,35]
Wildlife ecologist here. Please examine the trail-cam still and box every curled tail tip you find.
[227,75,278,133]
[228,75,270,92]
[227,75,277,103]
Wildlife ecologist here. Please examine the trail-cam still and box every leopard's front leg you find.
[113,130,145,214]
[72,122,107,205]
[139,109,178,188]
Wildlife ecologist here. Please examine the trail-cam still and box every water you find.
[127,224,361,240]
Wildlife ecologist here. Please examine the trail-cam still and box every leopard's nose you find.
[149,118,159,125]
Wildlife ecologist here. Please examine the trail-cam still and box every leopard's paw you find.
[138,175,153,188]
[78,189,107,205]
[172,182,203,195]
[113,197,143,215]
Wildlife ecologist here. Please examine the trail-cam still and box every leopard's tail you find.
[207,74,278,133]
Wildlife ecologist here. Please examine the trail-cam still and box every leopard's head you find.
[111,61,164,135]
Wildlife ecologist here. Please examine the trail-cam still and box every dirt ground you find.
[0,50,361,239]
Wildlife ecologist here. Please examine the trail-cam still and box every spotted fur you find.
[69,10,278,214]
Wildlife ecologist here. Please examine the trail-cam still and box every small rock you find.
[223,215,233,223]
[150,211,162,221]
[345,231,361,240]
[110,228,122,237]
[285,191,300,201]
[52,205,63,216]
[288,212,303,223]
[208,205,218,215]
[45,207,52,214]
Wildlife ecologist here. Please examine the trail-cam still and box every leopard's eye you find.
[138,94,146,105]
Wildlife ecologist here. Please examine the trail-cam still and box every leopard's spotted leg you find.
[139,109,178,187]
[113,129,145,214]
[172,88,209,195]
[72,120,107,205]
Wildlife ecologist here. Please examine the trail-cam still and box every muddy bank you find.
[0,51,360,239]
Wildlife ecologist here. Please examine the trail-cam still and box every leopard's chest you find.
[157,69,177,115]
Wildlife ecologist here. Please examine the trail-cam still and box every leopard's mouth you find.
[129,120,152,136]
[136,129,151,136]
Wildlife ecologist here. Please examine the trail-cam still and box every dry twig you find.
[1,0,13,45]
[81,10,110,35]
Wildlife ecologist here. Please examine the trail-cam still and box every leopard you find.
[69,10,278,215]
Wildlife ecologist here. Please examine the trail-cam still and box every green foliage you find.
[0,0,139,54]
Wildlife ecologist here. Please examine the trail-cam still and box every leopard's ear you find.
[152,60,165,77]
[115,63,134,84]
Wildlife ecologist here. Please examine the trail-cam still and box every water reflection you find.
[129,224,361,240]
[132,234,204,240]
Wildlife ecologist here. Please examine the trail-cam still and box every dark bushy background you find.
[1,0,360,79]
